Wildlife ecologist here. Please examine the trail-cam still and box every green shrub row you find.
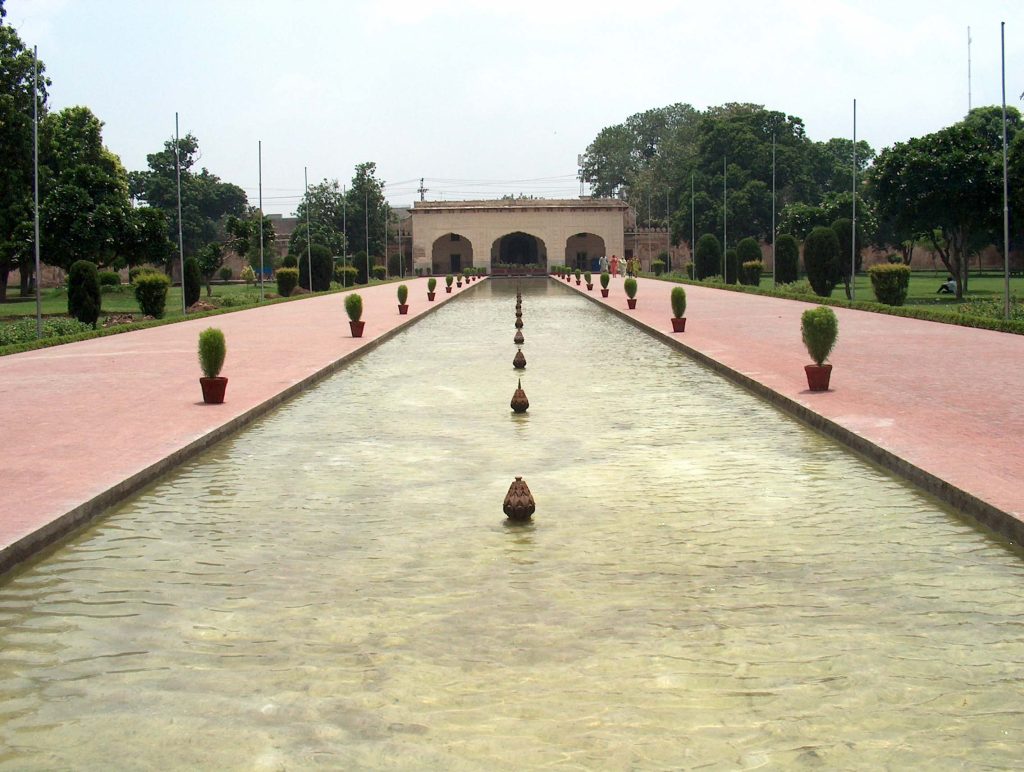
[0,317,93,346]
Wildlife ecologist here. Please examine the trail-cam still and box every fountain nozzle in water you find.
[513,349,526,369]
[503,476,535,521]
[511,378,529,413]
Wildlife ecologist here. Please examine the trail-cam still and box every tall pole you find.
[771,133,776,288]
[852,98,857,301]
[1002,22,1011,320]
[364,187,369,277]
[258,140,264,302]
[690,172,695,275]
[33,46,41,338]
[665,188,670,272]
[383,194,389,280]
[175,112,185,315]
[723,156,728,283]
[342,185,347,282]
[968,26,973,113]
[304,166,313,292]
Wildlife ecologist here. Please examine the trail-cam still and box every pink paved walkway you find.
[0,277,478,574]
[2,274,1022,575]
[563,274,1024,544]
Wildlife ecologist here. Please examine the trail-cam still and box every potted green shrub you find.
[574,268,582,285]
[345,292,365,337]
[801,306,838,391]
[397,283,409,314]
[445,273,454,293]
[198,327,227,404]
[427,276,437,301]
[624,277,638,309]
[670,286,687,332]
[600,271,610,297]
[584,270,593,290]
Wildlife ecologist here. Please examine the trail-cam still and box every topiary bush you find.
[803,226,841,297]
[280,254,299,268]
[276,267,299,297]
[68,260,102,328]
[128,266,147,284]
[801,306,839,365]
[671,285,686,318]
[219,266,233,282]
[736,238,761,284]
[584,270,592,285]
[198,327,226,378]
[774,234,800,284]
[345,292,363,322]
[299,244,333,292]
[868,263,911,306]
[134,271,170,318]
[427,276,437,292]
[724,248,739,285]
[600,271,610,289]
[183,257,202,307]
[445,273,454,287]
[624,277,638,299]
[372,265,386,281]
[335,265,358,287]
[240,265,256,285]
[98,271,121,287]
[686,262,695,279]
[397,284,408,305]
[651,259,665,276]
[740,260,764,286]
[694,234,722,280]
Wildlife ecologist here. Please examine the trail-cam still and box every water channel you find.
[1,280,1023,769]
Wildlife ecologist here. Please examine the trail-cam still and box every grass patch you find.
[650,270,1024,336]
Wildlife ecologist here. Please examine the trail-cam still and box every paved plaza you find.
[1,276,1022,575]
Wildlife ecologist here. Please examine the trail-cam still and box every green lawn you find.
[0,282,261,320]
[758,270,1023,311]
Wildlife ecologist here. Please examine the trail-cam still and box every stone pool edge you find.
[571,283,1024,548]
[0,282,484,579]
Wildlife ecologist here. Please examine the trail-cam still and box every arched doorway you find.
[565,233,606,271]
[491,231,547,272]
[431,233,473,275]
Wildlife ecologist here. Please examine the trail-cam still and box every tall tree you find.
[38,106,136,272]
[0,1,49,300]
[870,107,1021,298]
[225,208,275,270]
[344,162,387,260]
[129,133,247,264]
[289,179,347,257]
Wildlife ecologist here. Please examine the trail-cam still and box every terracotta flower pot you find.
[627,298,637,309]
[200,376,228,404]
[671,317,686,332]
[349,320,365,338]
[427,291,436,301]
[457,281,463,288]
[576,279,581,285]
[600,288,609,297]
[446,286,452,293]
[398,304,409,315]
[805,363,832,391]
[586,283,593,290]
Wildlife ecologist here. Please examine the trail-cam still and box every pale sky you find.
[9,0,1023,215]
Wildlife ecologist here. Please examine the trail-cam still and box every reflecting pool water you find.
[1,280,1023,769]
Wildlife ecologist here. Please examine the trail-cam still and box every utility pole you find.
[852,99,857,301]
[771,133,776,288]
[665,188,671,272]
[723,156,728,283]
[417,177,428,201]
[258,140,264,302]
[32,46,41,338]
[304,166,313,291]
[690,173,695,274]
[1001,21,1010,320]
[968,26,973,113]
[175,112,185,315]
